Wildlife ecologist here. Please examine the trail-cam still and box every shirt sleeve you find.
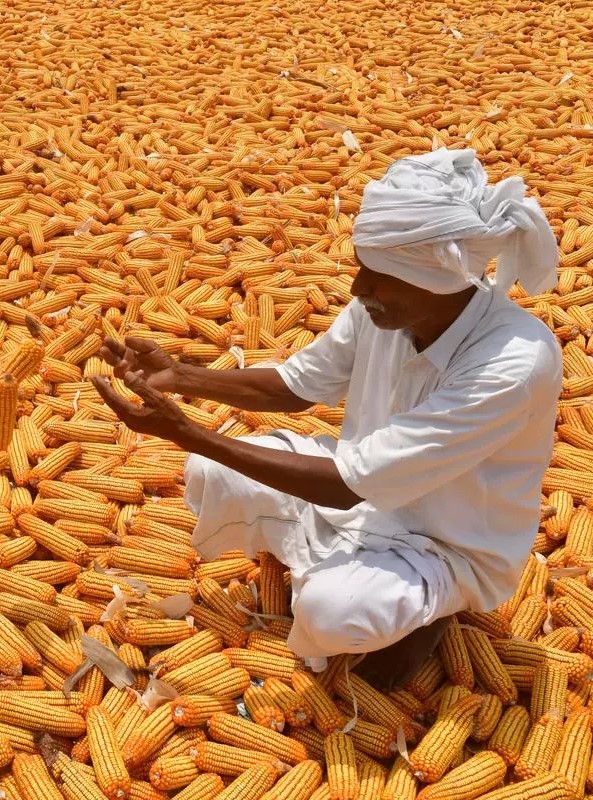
[334,370,532,512]
[275,300,360,406]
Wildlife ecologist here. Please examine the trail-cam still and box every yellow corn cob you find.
[194,558,257,585]
[191,741,283,776]
[1,338,44,382]
[438,616,475,688]
[17,512,90,564]
[488,706,532,768]
[247,630,295,659]
[409,694,482,782]
[211,763,279,800]
[0,593,71,631]
[171,694,237,726]
[472,694,504,742]
[43,419,118,444]
[416,751,507,800]
[206,712,307,765]
[7,430,29,487]
[0,640,22,678]
[492,637,593,683]
[477,772,577,799]
[404,654,447,700]
[259,551,289,616]
[539,626,580,651]
[457,611,511,639]
[149,754,199,791]
[462,629,518,705]
[165,773,224,800]
[190,666,251,698]
[198,577,251,626]
[0,537,37,569]
[530,663,569,722]
[34,498,116,527]
[324,732,359,800]
[0,721,37,754]
[515,710,565,780]
[23,620,82,674]
[0,374,18,450]
[354,761,386,800]
[122,703,177,767]
[244,685,286,731]
[122,617,192,646]
[87,706,131,800]
[260,760,323,800]
[151,728,206,762]
[0,567,56,604]
[550,708,591,794]
[54,754,111,800]
[0,694,86,736]
[149,631,224,675]
[263,677,312,728]
[510,596,549,640]
[107,546,191,578]
[223,647,303,680]
[564,505,593,563]
[13,753,64,800]
[310,785,332,800]
[333,672,415,740]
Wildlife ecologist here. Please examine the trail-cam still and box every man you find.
[94,148,562,690]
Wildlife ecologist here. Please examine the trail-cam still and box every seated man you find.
[94,147,562,690]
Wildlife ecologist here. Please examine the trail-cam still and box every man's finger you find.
[123,371,166,405]
[90,376,141,418]
[125,336,160,354]
[103,337,126,357]
[99,346,123,367]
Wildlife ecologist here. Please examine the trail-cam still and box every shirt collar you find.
[419,278,495,373]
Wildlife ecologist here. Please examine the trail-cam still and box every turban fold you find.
[352,147,558,295]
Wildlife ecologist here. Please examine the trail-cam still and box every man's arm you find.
[91,373,361,510]
[177,423,361,509]
[172,363,312,412]
[99,337,311,412]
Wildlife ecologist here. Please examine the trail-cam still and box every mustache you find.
[358,296,386,312]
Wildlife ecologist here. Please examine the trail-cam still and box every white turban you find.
[352,147,558,295]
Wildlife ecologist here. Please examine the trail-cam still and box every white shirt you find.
[276,280,562,611]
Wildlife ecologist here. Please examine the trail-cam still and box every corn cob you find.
[260,759,323,800]
[206,712,307,765]
[191,741,283,776]
[530,663,569,722]
[515,710,565,781]
[462,628,518,704]
[166,773,224,800]
[171,694,237,726]
[87,706,131,800]
[149,755,199,791]
[550,708,591,794]
[244,686,286,732]
[324,732,359,800]
[416,751,507,800]
[438,616,474,688]
[12,753,64,800]
[409,694,482,782]
[212,763,279,800]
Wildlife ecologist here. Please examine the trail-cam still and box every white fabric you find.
[275,279,562,612]
[185,434,464,659]
[352,147,558,294]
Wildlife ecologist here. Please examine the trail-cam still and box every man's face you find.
[351,251,440,331]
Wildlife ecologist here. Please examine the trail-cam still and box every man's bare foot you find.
[355,616,453,693]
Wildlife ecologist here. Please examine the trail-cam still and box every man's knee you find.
[295,576,393,654]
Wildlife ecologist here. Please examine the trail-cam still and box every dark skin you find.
[93,254,477,691]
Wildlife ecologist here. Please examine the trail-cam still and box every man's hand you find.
[99,337,178,393]
[91,372,191,440]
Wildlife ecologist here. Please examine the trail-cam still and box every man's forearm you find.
[172,363,311,412]
[175,420,361,510]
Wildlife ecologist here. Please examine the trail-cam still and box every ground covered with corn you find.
[0,0,592,797]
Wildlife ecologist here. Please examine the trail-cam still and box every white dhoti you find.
[184,432,465,662]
